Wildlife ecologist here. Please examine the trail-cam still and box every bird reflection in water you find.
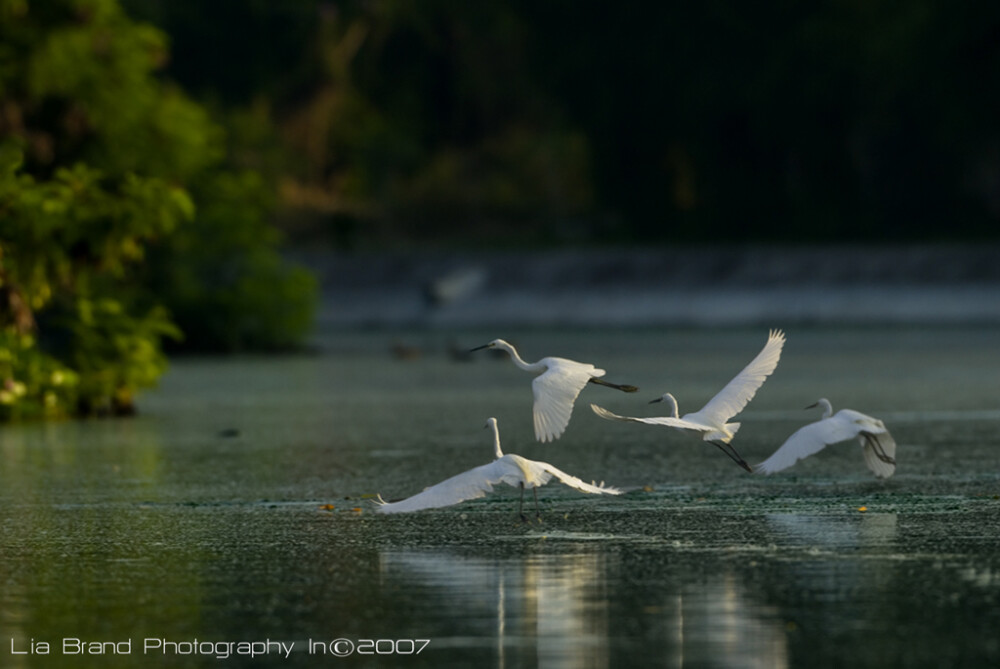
[378,548,790,667]
[379,550,611,668]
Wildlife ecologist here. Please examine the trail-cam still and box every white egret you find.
[375,417,622,519]
[755,398,896,478]
[590,329,786,472]
[470,339,638,442]
[422,266,486,308]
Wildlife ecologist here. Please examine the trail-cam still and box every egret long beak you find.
[804,401,819,410]
[648,397,663,404]
[469,343,493,352]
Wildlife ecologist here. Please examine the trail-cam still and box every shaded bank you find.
[297,244,1000,329]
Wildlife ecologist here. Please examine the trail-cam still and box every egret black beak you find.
[469,343,492,352]
[804,401,819,410]
[648,397,663,404]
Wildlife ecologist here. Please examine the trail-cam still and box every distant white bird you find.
[375,417,622,519]
[423,266,486,308]
[755,398,896,478]
[470,339,638,442]
[591,329,786,472]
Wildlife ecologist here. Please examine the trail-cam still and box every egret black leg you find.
[864,434,896,464]
[533,487,541,520]
[711,441,753,473]
[519,483,528,523]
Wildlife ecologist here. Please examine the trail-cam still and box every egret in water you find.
[755,398,896,478]
[590,329,786,472]
[470,339,638,442]
[375,417,622,519]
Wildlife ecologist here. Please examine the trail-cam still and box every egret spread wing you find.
[375,459,523,513]
[698,329,785,423]
[535,461,623,495]
[755,414,862,474]
[532,360,600,442]
[861,430,897,479]
[590,404,707,432]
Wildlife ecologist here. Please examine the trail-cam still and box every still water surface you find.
[1,327,999,667]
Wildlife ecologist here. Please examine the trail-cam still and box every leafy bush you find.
[146,169,317,353]
[0,141,190,417]
[0,0,315,419]
[0,329,78,421]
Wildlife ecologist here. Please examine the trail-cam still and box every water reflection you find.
[763,513,903,627]
[380,550,610,667]
[766,512,899,551]
[379,547,788,667]
[673,578,788,669]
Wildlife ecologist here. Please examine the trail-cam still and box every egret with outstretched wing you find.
[591,329,786,472]
[375,417,622,519]
[755,398,896,478]
[471,339,638,442]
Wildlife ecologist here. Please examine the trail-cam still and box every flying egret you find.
[755,398,896,478]
[590,329,786,472]
[374,417,622,519]
[470,339,638,443]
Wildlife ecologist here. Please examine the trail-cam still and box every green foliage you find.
[13,0,221,180]
[146,170,317,352]
[0,330,78,421]
[0,0,316,420]
[0,141,192,417]
[64,299,180,415]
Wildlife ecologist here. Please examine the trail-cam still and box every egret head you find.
[650,392,680,417]
[649,392,676,405]
[469,338,510,353]
[805,398,833,418]
[484,417,498,430]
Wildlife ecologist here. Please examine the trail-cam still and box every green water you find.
[1,326,999,667]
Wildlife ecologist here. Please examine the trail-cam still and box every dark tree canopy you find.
[124,0,1000,246]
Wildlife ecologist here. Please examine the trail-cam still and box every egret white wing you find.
[590,404,707,432]
[697,329,785,423]
[532,360,600,442]
[534,461,623,495]
[755,414,862,474]
[860,430,897,479]
[375,459,524,513]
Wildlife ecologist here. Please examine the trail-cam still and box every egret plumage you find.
[375,417,622,519]
[591,329,786,472]
[470,339,638,442]
[755,398,896,478]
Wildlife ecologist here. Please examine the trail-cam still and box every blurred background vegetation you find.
[126,0,1000,246]
[1,0,998,419]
